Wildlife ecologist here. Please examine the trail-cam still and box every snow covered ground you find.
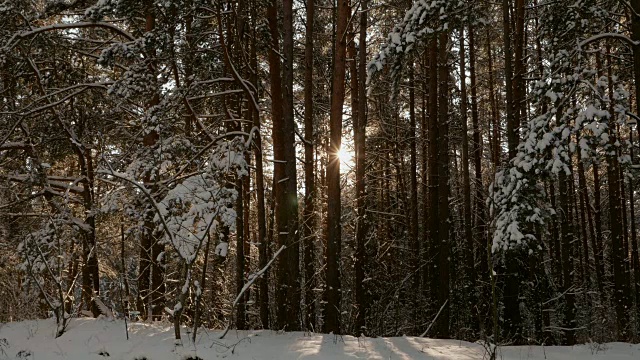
[0,318,639,359]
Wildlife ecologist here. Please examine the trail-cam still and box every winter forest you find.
[3,0,640,358]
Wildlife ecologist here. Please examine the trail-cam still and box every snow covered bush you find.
[155,136,248,264]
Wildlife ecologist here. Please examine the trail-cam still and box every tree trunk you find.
[192,233,211,342]
[577,141,602,295]
[427,37,439,315]
[559,169,576,345]
[235,174,246,330]
[138,0,164,321]
[469,23,484,335]
[629,0,640,326]
[303,0,316,332]
[251,0,269,329]
[281,0,301,330]
[325,0,349,335]
[458,28,474,332]
[486,30,500,167]
[502,0,516,158]
[421,46,430,301]
[268,0,300,331]
[606,47,630,341]
[354,0,368,335]
[409,62,420,325]
[513,0,525,141]
[632,126,640,327]
[593,162,606,282]
[435,32,450,339]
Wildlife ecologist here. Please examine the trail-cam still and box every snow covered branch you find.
[577,33,639,50]
[3,22,135,50]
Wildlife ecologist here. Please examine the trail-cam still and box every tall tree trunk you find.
[79,136,100,317]
[577,142,602,295]
[119,225,129,318]
[632,126,640,327]
[629,0,640,326]
[303,0,316,332]
[593,162,606,283]
[251,0,269,330]
[469,23,483,335]
[421,47,430,301]
[138,0,164,321]
[427,37,439,316]
[619,162,631,294]
[268,0,301,331]
[347,5,363,335]
[354,0,368,335]
[324,0,349,335]
[235,173,246,330]
[502,0,516,158]
[267,0,284,330]
[234,0,250,331]
[458,28,474,331]
[435,32,450,339]
[501,2,522,335]
[409,62,420,324]
[570,153,586,288]
[576,147,591,290]
[513,0,525,140]
[559,170,576,345]
[606,47,630,341]
[486,30,500,168]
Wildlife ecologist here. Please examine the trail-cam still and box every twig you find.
[218,245,286,339]
[420,299,449,337]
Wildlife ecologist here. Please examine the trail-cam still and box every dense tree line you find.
[1,0,640,347]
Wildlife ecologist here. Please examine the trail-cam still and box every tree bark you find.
[469,23,484,335]
[559,170,576,345]
[250,0,269,330]
[409,62,420,325]
[235,173,246,330]
[427,37,439,315]
[629,0,640,326]
[513,0,525,142]
[606,47,630,340]
[486,29,500,167]
[458,28,474,327]
[435,32,450,339]
[502,0,517,159]
[138,0,164,321]
[354,0,368,336]
[303,0,316,332]
[325,0,349,335]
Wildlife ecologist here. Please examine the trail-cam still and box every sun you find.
[338,146,354,169]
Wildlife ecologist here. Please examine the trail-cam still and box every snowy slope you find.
[0,318,638,360]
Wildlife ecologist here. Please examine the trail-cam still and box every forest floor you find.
[0,318,639,359]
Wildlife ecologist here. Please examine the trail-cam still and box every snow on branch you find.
[366,0,471,92]
[3,22,135,50]
[98,136,249,264]
[577,33,639,50]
